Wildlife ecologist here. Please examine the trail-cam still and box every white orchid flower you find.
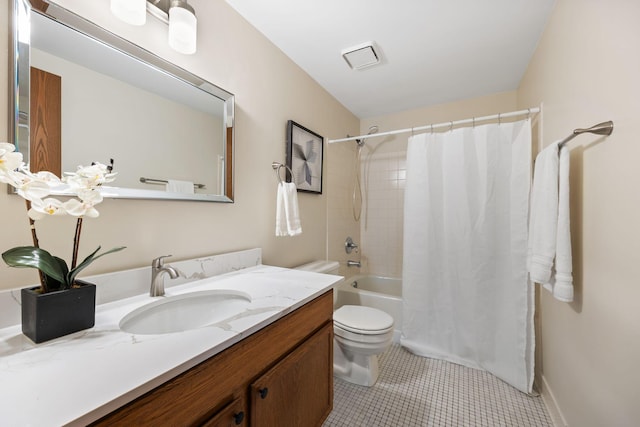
[28,197,67,220]
[8,170,52,201]
[0,143,23,174]
[65,162,116,190]
[76,188,103,204]
[0,167,21,186]
[65,188,102,217]
[63,198,100,218]
[31,170,63,186]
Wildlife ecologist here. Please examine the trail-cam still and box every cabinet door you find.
[201,397,246,427]
[251,323,333,427]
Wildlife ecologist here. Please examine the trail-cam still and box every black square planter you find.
[21,280,96,344]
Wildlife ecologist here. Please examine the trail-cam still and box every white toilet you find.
[295,260,394,386]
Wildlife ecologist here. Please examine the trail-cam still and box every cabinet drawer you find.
[201,396,246,427]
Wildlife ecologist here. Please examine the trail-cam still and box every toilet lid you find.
[333,305,394,334]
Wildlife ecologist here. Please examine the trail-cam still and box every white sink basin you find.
[119,289,252,335]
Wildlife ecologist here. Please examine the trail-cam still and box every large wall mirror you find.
[10,0,235,202]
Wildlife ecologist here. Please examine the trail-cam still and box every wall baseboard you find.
[540,375,569,427]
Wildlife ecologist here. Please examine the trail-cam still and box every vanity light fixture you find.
[110,0,147,26]
[111,0,198,55]
[167,1,198,54]
[342,41,381,70]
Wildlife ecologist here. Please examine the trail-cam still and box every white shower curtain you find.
[401,119,534,393]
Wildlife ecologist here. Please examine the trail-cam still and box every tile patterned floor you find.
[323,344,552,427]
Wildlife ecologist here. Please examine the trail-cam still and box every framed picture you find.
[286,120,324,194]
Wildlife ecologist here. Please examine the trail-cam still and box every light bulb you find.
[110,0,146,26]
[168,2,197,54]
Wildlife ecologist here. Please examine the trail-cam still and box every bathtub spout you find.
[347,260,361,268]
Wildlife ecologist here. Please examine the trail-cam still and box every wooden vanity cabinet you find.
[251,323,333,427]
[201,396,246,427]
[92,290,333,427]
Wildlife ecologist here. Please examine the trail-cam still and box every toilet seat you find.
[334,324,393,346]
[333,305,394,335]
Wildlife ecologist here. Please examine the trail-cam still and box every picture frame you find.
[286,120,324,194]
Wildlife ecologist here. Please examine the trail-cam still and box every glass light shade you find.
[110,0,147,26]
[169,4,197,54]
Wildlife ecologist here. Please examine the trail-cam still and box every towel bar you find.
[271,162,293,184]
[139,177,205,189]
[558,121,613,148]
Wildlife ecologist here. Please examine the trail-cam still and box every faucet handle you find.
[152,255,173,268]
[345,237,359,254]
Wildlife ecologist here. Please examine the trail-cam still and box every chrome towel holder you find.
[271,162,293,184]
[558,121,614,148]
[139,176,206,189]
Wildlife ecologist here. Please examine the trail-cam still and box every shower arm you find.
[558,121,614,148]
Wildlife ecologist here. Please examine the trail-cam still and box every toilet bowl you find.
[295,260,394,386]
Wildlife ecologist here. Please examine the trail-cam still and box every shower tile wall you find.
[361,150,406,278]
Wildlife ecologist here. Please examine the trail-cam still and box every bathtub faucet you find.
[347,260,361,268]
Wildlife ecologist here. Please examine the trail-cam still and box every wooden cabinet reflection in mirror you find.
[30,67,61,176]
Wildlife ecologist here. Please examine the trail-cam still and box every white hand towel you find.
[166,179,194,194]
[527,142,573,302]
[275,182,302,236]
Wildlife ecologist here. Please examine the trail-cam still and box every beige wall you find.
[0,0,359,290]
[518,0,640,425]
[359,92,518,276]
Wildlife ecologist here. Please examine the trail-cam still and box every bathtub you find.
[334,275,403,342]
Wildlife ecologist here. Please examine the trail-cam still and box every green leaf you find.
[67,246,126,285]
[2,246,67,285]
[43,274,64,292]
[51,256,70,289]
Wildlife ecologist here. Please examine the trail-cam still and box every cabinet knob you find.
[233,411,245,425]
[258,387,269,399]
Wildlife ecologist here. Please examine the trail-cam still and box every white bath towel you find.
[527,142,573,302]
[550,146,574,301]
[166,179,195,194]
[275,182,302,236]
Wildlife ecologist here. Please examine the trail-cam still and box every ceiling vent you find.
[341,42,380,70]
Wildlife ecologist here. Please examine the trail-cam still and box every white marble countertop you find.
[0,264,341,426]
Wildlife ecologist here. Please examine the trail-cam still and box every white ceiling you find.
[224,0,556,119]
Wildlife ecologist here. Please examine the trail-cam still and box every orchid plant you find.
[0,142,125,293]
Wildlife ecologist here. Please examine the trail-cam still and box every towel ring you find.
[271,162,293,184]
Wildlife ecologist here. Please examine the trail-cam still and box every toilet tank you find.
[294,260,340,275]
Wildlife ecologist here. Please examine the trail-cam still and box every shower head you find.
[355,125,379,146]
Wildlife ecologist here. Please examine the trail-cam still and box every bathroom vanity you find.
[93,292,333,426]
[0,250,340,426]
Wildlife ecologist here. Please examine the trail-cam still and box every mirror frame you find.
[9,0,235,202]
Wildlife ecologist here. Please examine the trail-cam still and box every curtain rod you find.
[328,106,541,144]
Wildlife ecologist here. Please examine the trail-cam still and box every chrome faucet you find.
[347,260,361,268]
[150,255,179,297]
